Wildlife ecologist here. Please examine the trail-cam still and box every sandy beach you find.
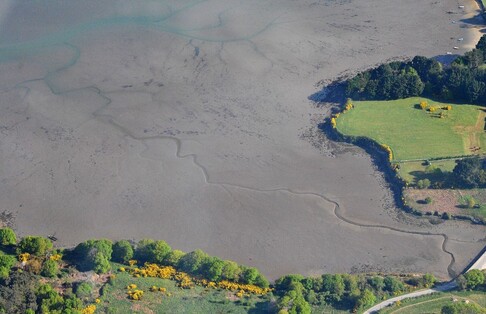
[0,0,484,280]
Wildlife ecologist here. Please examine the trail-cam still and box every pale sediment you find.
[0,0,484,281]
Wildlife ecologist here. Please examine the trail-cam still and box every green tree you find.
[112,240,134,264]
[41,260,58,278]
[73,239,113,271]
[0,271,38,313]
[0,253,16,280]
[204,257,225,282]
[384,276,405,294]
[417,179,431,189]
[422,273,437,287]
[144,240,171,264]
[463,269,485,290]
[321,274,345,301]
[164,250,185,267]
[453,157,486,188]
[240,267,259,285]
[0,228,16,247]
[134,239,155,262]
[368,276,385,291]
[93,252,111,274]
[178,249,208,274]
[221,260,241,281]
[17,236,53,256]
[355,289,376,310]
[255,273,270,288]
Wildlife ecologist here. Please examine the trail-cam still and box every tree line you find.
[70,238,269,288]
[274,272,437,313]
[345,35,486,105]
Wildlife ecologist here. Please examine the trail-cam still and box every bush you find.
[384,276,405,293]
[26,258,42,274]
[442,212,451,220]
[17,236,53,256]
[417,179,431,189]
[75,282,92,299]
[41,260,58,278]
[422,273,437,287]
[425,197,433,204]
[0,253,16,270]
[0,228,16,247]
[0,253,15,280]
[112,240,133,264]
[467,197,477,209]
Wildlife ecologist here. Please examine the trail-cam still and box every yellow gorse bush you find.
[175,272,194,289]
[217,280,272,296]
[81,305,96,314]
[128,289,144,300]
[128,260,137,266]
[330,117,337,128]
[380,144,393,161]
[125,262,271,296]
[49,254,62,262]
[19,253,30,263]
[130,263,177,279]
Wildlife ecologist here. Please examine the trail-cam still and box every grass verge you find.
[377,290,486,314]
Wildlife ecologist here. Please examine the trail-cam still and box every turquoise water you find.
[0,0,281,62]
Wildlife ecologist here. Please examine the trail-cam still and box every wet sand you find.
[0,0,484,280]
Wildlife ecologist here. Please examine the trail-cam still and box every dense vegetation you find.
[0,227,455,313]
[345,35,486,105]
[69,238,269,288]
[274,272,437,313]
[378,270,486,314]
[453,157,486,188]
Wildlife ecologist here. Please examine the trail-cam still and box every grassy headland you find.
[335,98,485,161]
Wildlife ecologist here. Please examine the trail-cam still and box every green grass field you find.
[378,290,486,314]
[98,268,271,313]
[336,97,486,161]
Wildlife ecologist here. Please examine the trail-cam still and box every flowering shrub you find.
[81,305,96,314]
[380,144,393,161]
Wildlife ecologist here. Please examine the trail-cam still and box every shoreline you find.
[323,101,486,227]
[462,0,485,50]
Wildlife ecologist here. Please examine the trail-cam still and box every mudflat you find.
[0,0,484,280]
